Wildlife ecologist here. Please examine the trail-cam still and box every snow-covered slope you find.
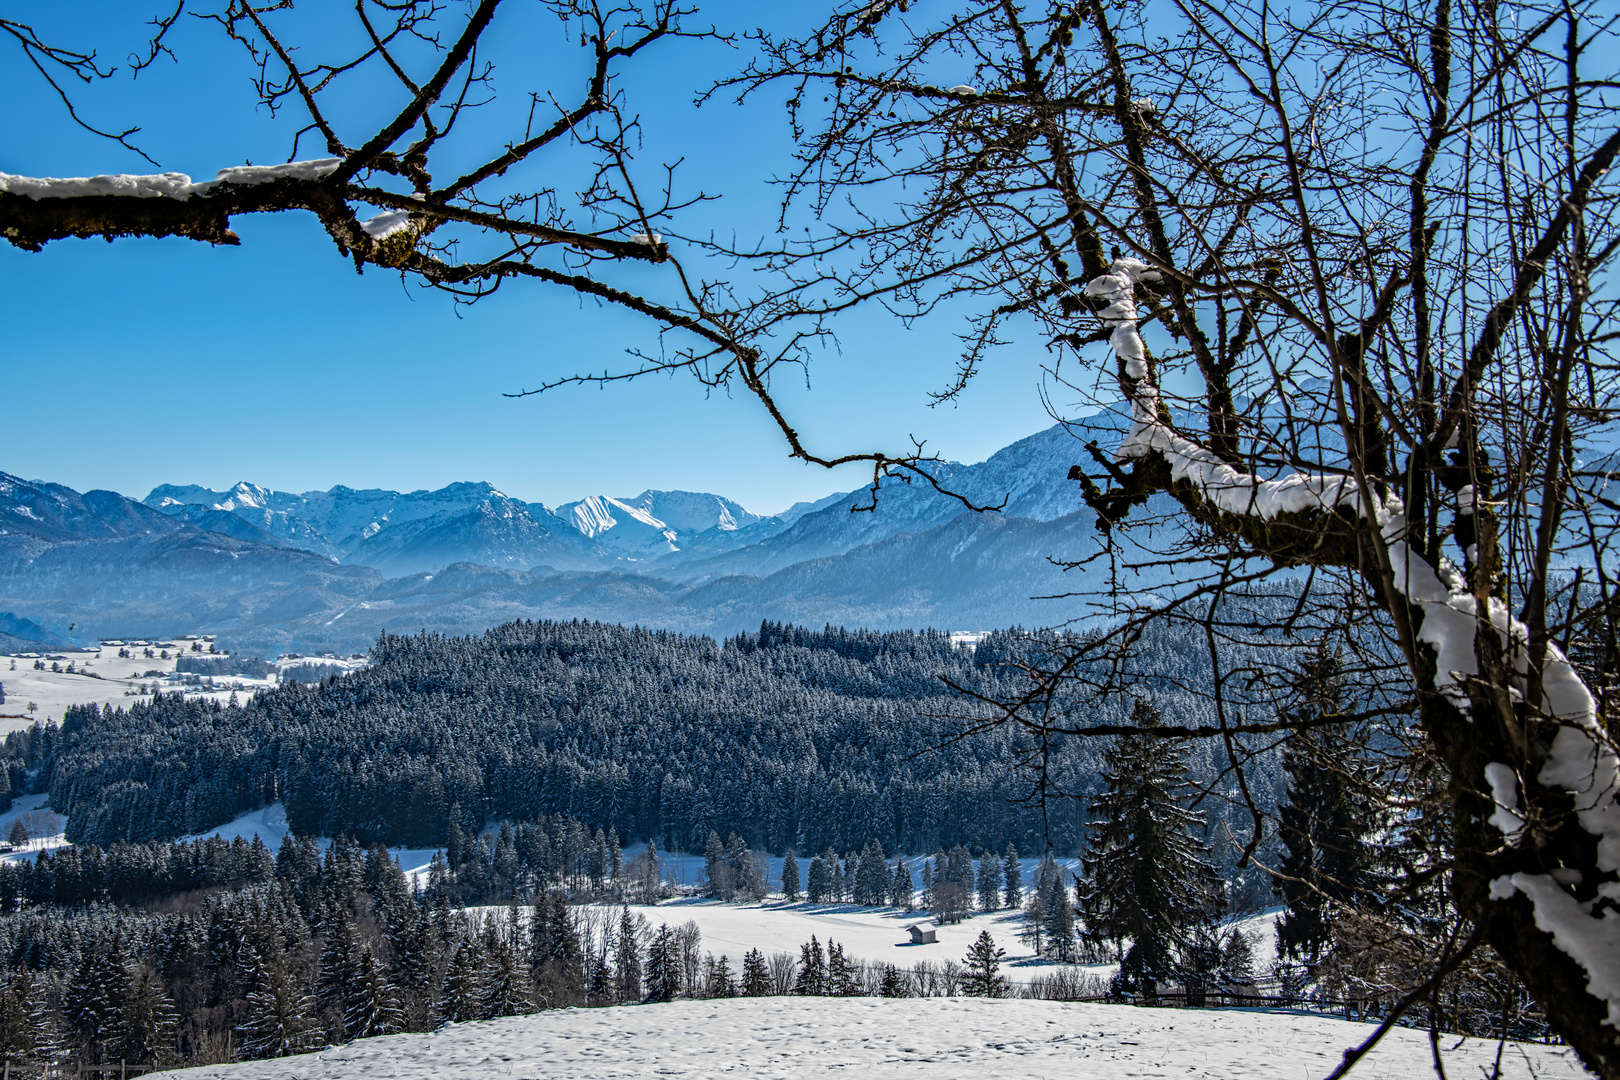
[145,997,1582,1080]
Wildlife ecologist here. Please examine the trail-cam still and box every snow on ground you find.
[144,996,1586,1080]
[0,640,275,734]
[0,643,364,735]
[0,793,68,861]
[609,898,1098,983]
[180,802,440,879]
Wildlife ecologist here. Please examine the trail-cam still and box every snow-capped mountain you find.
[1,417,1131,651]
[555,490,778,558]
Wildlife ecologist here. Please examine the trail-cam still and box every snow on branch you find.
[0,159,342,201]
[1090,257,1620,1026]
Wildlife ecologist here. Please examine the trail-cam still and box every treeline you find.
[43,621,1131,855]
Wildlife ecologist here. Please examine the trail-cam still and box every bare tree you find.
[700,0,1620,1073]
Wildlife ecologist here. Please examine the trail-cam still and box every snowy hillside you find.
[144,997,1583,1080]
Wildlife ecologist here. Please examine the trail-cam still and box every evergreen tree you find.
[920,859,936,911]
[706,954,736,998]
[961,930,1007,998]
[1040,871,1077,962]
[977,850,1003,911]
[1078,698,1220,999]
[0,975,33,1068]
[63,938,129,1061]
[644,925,681,1002]
[1219,928,1256,990]
[806,855,827,903]
[703,831,730,899]
[238,955,324,1059]
[890,859,914,910]
[480,939,535,1020]
[438,942,487,1024]
[118,965,178,1064]
[741,949,770,996]
[342,947,404,1040]
[793,936,826,995]
[781,851,801,901]
[314,904,362,1027]
[879,964,908,997]
[1001,844,1022,909]
[826,941,860,996]
[614,906,643,1003]
[1275,648,1368,968]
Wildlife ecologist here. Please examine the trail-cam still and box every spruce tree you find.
[826,941,860,996]
[438,942,487,1024]
[0,975,32,1067]
[742,949,771,996]
[1078,698,1219,999]
[118,965,178,1064]
[63,938,129,1061]
[793,936,826,995]
[780,851,801,901]
[961,930,1007,998]
[614,906,643,1003]
[343,947,404,1040]
[890,859,914,910]
[1002,845,1023,909]
[879,964,908,997]
[238,955,324,1059]
[1275,647,1369,968]
[643,925,680,1002]
[976,850,1003,910]
[1041,871,1078,962]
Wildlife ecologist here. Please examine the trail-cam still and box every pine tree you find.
[1040,871,1078,962]
[793,936,826,995]
[63,938,129,1061]
[1078,698,1220,1000]
[342,947,404,1040]
[644,925,681,1002]
[438,942,487,1024]
[742,949,770,996]
[1002,844,1023,908]
[961,930,1007,998]
[972,851,996,911]
[879,964,908,997]
[480,940,535,1020]
[826,941,860,996]
[920,858,936,911]
[781,851,801,901]
[118,965,178,1064]
[0,975,32,1068]
[1275,647,1369,968]
[238,955,324,1060]
[890,859,914,910]
[703,831,729,899]
[614,906,643,1003]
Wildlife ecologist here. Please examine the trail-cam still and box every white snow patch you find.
[361,210,413,239]
[1485,762,1526,840]
[948,84,979,95]
[0,159,341,201]
[142,996,1583,1080]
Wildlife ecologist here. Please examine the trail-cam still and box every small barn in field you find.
[905,924,937,944]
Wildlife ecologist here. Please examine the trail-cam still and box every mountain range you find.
[1,411,1167,654]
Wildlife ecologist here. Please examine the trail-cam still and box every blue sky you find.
[0,2,1066,515]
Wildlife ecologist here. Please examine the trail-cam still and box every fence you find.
[1,1063,162,1080]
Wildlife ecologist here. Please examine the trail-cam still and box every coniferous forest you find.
[31,620,1266,860]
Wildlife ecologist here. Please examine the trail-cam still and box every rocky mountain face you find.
[2,417,1138,652]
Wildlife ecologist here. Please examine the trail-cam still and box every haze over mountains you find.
[1,412,1164,654]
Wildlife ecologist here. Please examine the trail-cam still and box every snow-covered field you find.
[0,644,362,734]
[145,996,1585,1080]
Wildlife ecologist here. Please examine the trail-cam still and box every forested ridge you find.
[38,621,1124,854]
[29,619,1273,861]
